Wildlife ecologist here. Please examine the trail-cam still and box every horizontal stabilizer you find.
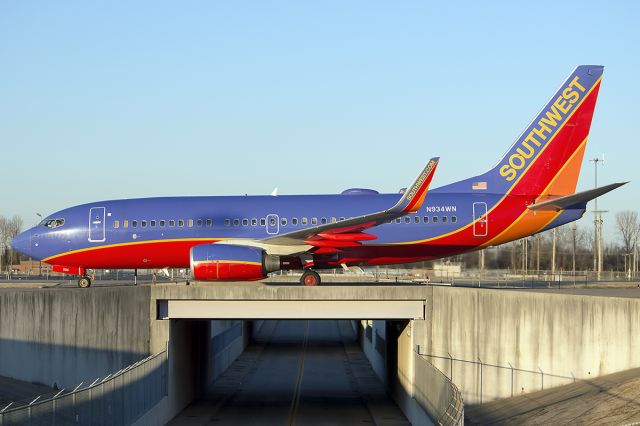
[528,182,627,211]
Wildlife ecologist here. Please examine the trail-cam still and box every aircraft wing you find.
[528,182,627,212]
[261,157,440,247]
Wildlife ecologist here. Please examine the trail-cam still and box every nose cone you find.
[11,229,32,256]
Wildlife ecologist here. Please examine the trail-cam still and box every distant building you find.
[433,261,462,278]
[13,260,63,277]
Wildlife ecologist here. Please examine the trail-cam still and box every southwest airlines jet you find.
[11,65,624,287]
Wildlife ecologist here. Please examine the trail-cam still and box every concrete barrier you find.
[0,287,151,389]
[423,287,640,404]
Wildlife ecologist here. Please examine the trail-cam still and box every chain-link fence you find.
[420,352,578,404]
[414,352,464,426]
[0,350,167,426]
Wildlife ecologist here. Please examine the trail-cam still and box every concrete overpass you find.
[3,281,640,425]
[156,285,427,319]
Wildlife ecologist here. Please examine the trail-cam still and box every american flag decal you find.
[472,181,487,190]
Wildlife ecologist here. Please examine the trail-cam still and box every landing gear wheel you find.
[78,276,92,288]
[300,270,321,287]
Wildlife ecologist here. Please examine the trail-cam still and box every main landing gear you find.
[77,276,92,288]
[300,270,321,287]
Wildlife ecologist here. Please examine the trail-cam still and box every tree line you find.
[0,214,24,273]
[455,210,640,275]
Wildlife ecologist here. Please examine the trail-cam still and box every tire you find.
[78,276,91,288]
[300,270,321,287]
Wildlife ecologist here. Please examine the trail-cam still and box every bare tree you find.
[615,210,639,254]
[0,215,23,270]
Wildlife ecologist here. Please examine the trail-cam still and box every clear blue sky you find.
[1,1,638,241]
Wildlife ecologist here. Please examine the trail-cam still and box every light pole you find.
[0,242,4,279]
[590,156,605,280]
[572,223,577,286]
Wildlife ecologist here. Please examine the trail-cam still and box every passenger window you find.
[169,220,175,227]
[242,219,249,226]
[340,217,345,221]
[113,220,120,229]
[395,218,401,224]
[414,216,420,223]
[281,218,287,226]
[188,219,194,227]
[178,220,184,227]
[251,218,258,226]
[302,217,308,225]
[225,219,231,227]
[197,219,203,227]
[123,220,129,228]
[405,217,411,224]
[311,217,318,225]
[330,217,337,223]
[423,216,429,223]
[206,219,213,227]
[321,218,327,224]
[442,216,448,223]
[432,216,438,223]
[269,217,276,225]
[452,216,457,223]
[150,220,156,227]
[260,218,266,226]
[160,220,165,227]
[233,219,240,226]
[132,220,138,228]
[141,220,147,228]
[292,218,298,226]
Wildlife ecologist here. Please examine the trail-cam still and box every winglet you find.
[390,157,440,214]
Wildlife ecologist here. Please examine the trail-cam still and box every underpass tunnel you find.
[163,318,417,425]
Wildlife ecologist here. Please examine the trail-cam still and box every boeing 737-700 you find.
[11,65,624,287]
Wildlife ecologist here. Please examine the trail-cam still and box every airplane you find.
[11,65,625,287]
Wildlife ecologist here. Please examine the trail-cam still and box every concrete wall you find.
[422,287,640,404]
[358,319,435,426]
[135,318,251,425]
[0,287,151,388]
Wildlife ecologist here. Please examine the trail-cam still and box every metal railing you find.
[414,353,464,426]
[420,352,578,404]
[0,350,167,426]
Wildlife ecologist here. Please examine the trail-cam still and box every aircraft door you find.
[472,202,488,237]
[89,207,106,242]
[266,214,279,235]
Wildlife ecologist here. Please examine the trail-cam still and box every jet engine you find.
[190,243,281,281]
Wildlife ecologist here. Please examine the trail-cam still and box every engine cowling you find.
[190,243,281,281]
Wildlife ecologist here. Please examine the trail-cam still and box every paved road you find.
[170,320,409,426]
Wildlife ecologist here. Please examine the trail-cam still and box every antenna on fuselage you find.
[271,187,278,196]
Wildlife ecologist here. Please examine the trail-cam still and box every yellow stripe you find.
[192,260,262,266]
[42,237,250,263]
[373,77,601,247]
[482,136,588,247]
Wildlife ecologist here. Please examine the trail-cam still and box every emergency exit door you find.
[473,202,488,237]
[89,207,106,242]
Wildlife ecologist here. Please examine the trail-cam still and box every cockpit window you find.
[41,218,65,229]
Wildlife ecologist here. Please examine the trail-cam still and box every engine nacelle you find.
[190,244,281,281]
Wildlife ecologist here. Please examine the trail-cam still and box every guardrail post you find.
[539,367,544,390]
[508,362,514,397]
[478,357,483,404]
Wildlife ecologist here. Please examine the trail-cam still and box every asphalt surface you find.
[169,320,409,426]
